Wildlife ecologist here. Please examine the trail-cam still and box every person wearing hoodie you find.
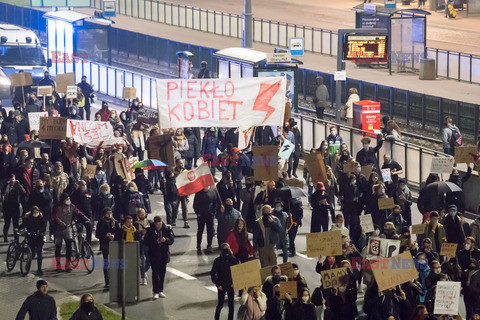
[457,236,480,271]
[462,258,480,319]
[442,116,461,156]
[160,169,179,226]
[211,243,239,320]
[415,252,430,304]
[69,293,102,320]
[216,198,241,247]
[29,179,53,240]
[144,216,174,299]
[16,280,57,320]
[443,204,466,248]
[122,181,146,221]
[95,208,120,287]
[262,266,288,303]
[92,183,115,221]
[272,200,289,263]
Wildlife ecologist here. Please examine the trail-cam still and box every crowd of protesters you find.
[6,72,480,320]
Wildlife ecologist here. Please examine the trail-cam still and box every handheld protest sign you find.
[39,117,68,140]
[56,72,75,94]
[279,281,298,299]
[306,230,342,258]
[230,259,262,291]
[371,251,418,292]
[122,87,137,100]
[440,243,458,260]
[321,267,348,289]
[378,197,395,210]
[252,145,279,182]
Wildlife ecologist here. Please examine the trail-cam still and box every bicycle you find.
[6,229,32,276]
[68,221,95,273]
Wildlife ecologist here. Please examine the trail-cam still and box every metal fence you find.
[94,0,480,84]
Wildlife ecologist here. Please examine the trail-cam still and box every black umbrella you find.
[17,140,51,149]
[424,181,462,194]
[276,186,308,198]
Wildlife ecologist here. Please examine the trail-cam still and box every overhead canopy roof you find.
[43,10,90,23]
[352,4,431,16]
[213,47,267,65]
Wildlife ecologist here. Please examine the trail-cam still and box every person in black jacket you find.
[287,118,301,178]
[288,198,303,257]
[133,168,153,214]
[1,111,19,147]
[3,175,25,242]
[194,186,218,253]
[160,169,179,226]
[254,126,274,146]
[71,180,93,244]
[92,183,115,221]
[69,293,102,320]
[444,204,466,248]
[211,243,239,320]
[381,154,403,197]
[16,280,57,320]
[197,61,211,79]
[183,128,200,170]
[0,143,16,190]
[18,206,46,275]
[216,170,236,209]
[144,216,174,299]
[310,182,330,233]
[355,135,384,172]
[95,208,120,287]
[446,167,471,213]
[77,76,93,120]
[457,236,480,271]
[29,180,54,240]
[38,71,55,88]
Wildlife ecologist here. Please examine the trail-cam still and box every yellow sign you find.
[306,230,343,258]
[371,251,418,292]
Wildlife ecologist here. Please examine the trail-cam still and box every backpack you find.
[450,127,462,147]
[128,194,143,216]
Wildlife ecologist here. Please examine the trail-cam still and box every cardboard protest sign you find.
[260,266,272,283]
[10,72,33,87]
[359,214,374,233]
[454,146,478,164]
[440,243,458,259]
[381,168,391,182]
[284,178,304,188]
[238,126,254,150]
[66,86,78,99]
[137,108,159,126]
[278,139,295,160]
[430,157,454,174]
[279,281,298,299]
[28,112,48,131]
[39,117,68,140]
[37,86,52,97]
[34,148,41,159]
[56,72,75,93]
[278,262,295,279]
[252,146,278,182]
[83,164,97,179]
[343,163,356,174]
[367,238,400,258]
[411,224,426,235]
[306,230,342,258]
[148,134,175,167]
[361,164,373,178]
[321,267,348,289]
[230,259,261,291]
[122,87,137,99]
[378,197,395,210]
[433,281,461,315]
[67,120,114,148]
[156,77,286,128]
[371,251,418,292]
[304,152,327,183]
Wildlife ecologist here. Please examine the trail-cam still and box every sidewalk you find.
[74,6,480,106]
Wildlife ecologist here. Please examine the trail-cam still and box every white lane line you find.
[205,286,218,293]
[296,252,315,260]
[166,267,196,280]
[156,201,164,205]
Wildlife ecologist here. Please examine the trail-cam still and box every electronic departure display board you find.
[343,34,388,62]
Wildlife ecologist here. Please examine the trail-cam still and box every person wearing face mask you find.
[0,143,16,191]
[415,252,430,304]
[194,186,217,254]
[381,154,403,197]
[133,168,153,215]
[16,156,35,201]
[53,193,88,271]
[330,213,350,239]
[211,243,239,320]
[217,198,241,248]
[240,178,256,232]
[71,180,93,244]
[368,183,390,231]
[381,222,399,240]
[92,183,115,222]
[423,211,446,255]
[272,201,289,263]
[121,181,146,221]
[2,174,26,242]
[254,205,282,267]
[160,170,179,226]
[457,237,480,272]
[262,266,288,303]
[95,207,120,287]
[17,206,46,275]
[51,161,69,202]
[69,293,102,320]
[446,167,471,213]
[355,135,384,172]
[330,274,358,320]
[425,260,448,314]
[386,205,408,235]
[443,204,466,248]
[29,179,54,241]
[16,280,57,320]
[461,258,480,319]
[394,178,412,226]
[134,208,152,286]
[310,182,331,233]
[216,170,237,209]
[290,263,308,299]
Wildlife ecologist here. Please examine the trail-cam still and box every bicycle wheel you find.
[20,247,32,276]
[69,242,79,269]
[81,242,95,273]
[6,242,17,271]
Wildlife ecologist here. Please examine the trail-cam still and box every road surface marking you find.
[205,286,218,293]
[166,267,196,280]
[296,252,315,260]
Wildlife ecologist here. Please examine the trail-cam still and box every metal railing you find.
[93,0,480,84]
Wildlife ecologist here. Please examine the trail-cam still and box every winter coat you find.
[1,118,18,145]
[211,253,239,288]
[0,152,16,180]
[444,213,466,246]
[253,215,282,249]
[160,176,178,203]
[254,126,275,146]
[15,291,57,320]
[217,207,242,245]
[202,133,221,157]
[216,180,236,206]
[424,223,446,254]
[92,193,115,220]
[193,189,217,218]
[184,132,200,159]
[69,306,103,320]
[355,139,384,172]
[52,204,87,230]
[95,217,121,252]
[262,275,288,300]
[71,189,93,219]
[122,190,146,217]
[144,222,174,263]
[226,229,254,258]
[19,213,46,246]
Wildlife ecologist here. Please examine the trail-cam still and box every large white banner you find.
[67,120,114,148]
[156,77,286,128]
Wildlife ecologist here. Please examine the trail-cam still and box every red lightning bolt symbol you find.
[253,81,281,124]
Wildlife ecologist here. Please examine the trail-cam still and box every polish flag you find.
[176,165,215,196]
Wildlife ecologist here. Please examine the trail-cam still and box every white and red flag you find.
[176,165,215,196]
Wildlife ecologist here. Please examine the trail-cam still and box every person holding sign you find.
[310,182,331,233]
[446,168,471,213]
[211,243,238,320]
[443,204,466,249]
[253,205,282,267]
[381,154,403,197]
[77,76,94,120]
[462,259,480,319]
[239,286,267,320]
[355,135,384,172]
[284,288,316,320]
[262,266,288,302]
[457,237,480,271]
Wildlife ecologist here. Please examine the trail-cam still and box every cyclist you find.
[52,193,89,272]
[17,206,46,275]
